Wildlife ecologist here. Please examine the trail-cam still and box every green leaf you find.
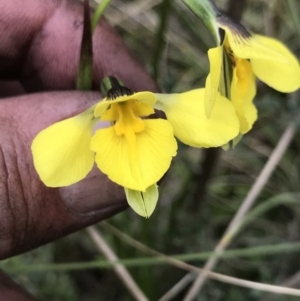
[182,0,219,43]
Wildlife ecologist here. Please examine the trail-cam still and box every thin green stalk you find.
[152,0,172,81]
[92,0,114,32]
[183,123,297,301]
[3,242,300,273]
[221,49,232,100]
[220,44,235,149]
[77,0,113,90]
[234,193,300,240]
[286,0,300,44]
[77,0,93,90]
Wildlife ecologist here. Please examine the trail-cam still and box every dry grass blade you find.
[102,222,300,299]
[158,274,195,301]
[158,123,297,301]
[87,226,149,301]
[259,271,300,301]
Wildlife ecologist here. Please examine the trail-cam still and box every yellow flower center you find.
[223,37,254,98]
[113,102,146,136]
[100,99,154,160]
[235,59,253,97]
[102,99,153,133]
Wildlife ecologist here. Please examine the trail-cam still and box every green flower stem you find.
[77,0,113,91]
[229,193,300,241]
[77,0,93,91]
[3,242,300,273]
[220,45,235,149]
[92,0,114,32]
[286,0,300,44]
[220,49,232,99]
[181,0,219,43]
[152,0,172,81]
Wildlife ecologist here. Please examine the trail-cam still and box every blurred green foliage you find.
[2,0,300,300]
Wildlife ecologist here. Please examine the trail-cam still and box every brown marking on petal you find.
[217,13,251,40]
[106,76,134,100]
[224,44,236,67]
[106,86,134,100]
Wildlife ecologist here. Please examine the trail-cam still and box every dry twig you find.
[87,226,149,301]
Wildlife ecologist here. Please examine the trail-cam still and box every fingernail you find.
[59,166,127,215]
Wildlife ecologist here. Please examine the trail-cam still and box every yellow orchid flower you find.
[205,16,300,134]
[31,77,239,217]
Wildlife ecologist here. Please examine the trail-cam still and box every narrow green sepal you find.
[124,184,159,218]
[76,0,93,91]
[219,46,233,99]
[222,134,243,150]
[182,0,219,43]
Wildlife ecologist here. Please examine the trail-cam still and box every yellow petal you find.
[205,46,223,118]
[250,35,300,92]
[94,91,157,117]
[124,184,159,218]
[231,59,257,134]
[222,26,289,65]
[31,106,96,187]
[90,119,177,191]
[155,89,239,148]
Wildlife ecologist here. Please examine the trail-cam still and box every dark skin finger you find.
[0,0,158,260]
[0,91,128,259]
[0,0,158,92]
[0,271,38,301]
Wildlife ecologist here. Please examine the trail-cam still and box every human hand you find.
[0,0,158,260]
